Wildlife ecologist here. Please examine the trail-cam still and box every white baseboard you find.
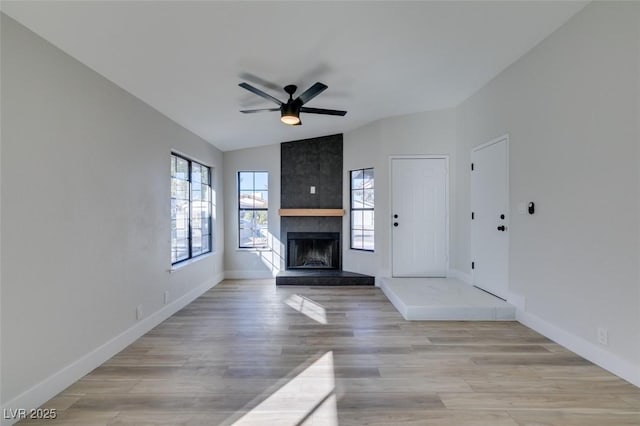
[516,308,640,388]
[374,275,385,287]
[213,272,225,284]
[448,268,472,285]
[224,270,274,279]
[1,275,223,426]
[507,292,526,310]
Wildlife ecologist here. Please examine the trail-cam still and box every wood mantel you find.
[278,208,345,217]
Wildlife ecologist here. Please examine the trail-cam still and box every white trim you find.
[0,275,223,426]
[470,134,510,297]
[389,155,450,278]
[224,270,274,279]
[374,270,391,288]
[471,133,510,153]
[507,292,526,311]
[448,268,472,285]
[516,308,640,388]
[170,149,213,169]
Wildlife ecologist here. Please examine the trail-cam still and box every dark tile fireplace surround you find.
[275,134,374,286]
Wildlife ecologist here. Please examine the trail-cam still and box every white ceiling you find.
[2,1,586,152]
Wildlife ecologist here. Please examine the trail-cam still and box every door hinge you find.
[471,163,474,171]
[471,212,475,220]
[471,262,475,270]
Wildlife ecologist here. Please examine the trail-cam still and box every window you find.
[171,154,212,264]
[350,168,374,251]
[238,171,268,248]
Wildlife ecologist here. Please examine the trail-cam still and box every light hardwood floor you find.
[22,280,640,425]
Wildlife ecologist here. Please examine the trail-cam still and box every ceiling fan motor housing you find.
[284,85,298,97]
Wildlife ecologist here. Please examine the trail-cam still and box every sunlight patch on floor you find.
[232,351,338,425]
[285,294,328,324]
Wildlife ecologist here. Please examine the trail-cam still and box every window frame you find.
[350,167,375,252]
[171,153,212,265]
[237,171,269,249]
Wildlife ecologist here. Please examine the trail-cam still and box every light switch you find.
[310,186,316,194]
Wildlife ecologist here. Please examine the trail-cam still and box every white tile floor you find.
[379,277,516,320]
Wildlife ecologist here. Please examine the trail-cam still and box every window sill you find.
[236,247,271,252]
[169,252,213,273]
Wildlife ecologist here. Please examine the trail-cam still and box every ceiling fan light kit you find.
[280,115,300,125]
[239,81,346,126]
[280,113,300,125]
[280,95,300,125]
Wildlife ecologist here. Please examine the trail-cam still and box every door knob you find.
[393,222,399,227]
[497,225,506,231]
[393,214,398,219]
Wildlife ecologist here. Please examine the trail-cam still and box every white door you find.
[391,157,448,277]
[471,136,509,299]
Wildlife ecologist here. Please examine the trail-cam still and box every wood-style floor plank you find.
[20,279,640,425]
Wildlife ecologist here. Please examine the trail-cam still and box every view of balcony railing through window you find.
[238,171,269,248]
[171,154,212,264]
[350,168,374,251]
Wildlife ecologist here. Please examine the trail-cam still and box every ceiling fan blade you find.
[239,83,283,105]
[300,107,347,116]
[297,82,328,105]
[240,108,280,114]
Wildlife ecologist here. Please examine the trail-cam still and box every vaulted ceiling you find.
[1,1,586,151]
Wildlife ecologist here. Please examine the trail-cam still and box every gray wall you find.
[343,109,457,278]
[453,2,639,376]
[222,144,282,277]
[1,15,225,406]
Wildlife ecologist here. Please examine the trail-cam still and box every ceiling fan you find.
[239,81,347,126]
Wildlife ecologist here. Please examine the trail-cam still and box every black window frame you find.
[238,171,269,249]
[350,167,375,251]
[171,153,212,265]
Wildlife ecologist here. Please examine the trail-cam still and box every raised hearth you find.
[276,270,374,286]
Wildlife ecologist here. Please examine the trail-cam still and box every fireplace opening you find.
[287,232,340,270]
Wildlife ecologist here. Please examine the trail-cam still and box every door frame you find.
[389,155,450,278]
[471,134,510,297]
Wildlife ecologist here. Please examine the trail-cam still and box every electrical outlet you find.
[597,327,608,345]
[136,304,143,320]
[164,291,169,305]
[310,186,316,194]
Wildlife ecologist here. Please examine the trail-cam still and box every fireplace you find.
[276,136,372,285]
[287,232,340,270]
